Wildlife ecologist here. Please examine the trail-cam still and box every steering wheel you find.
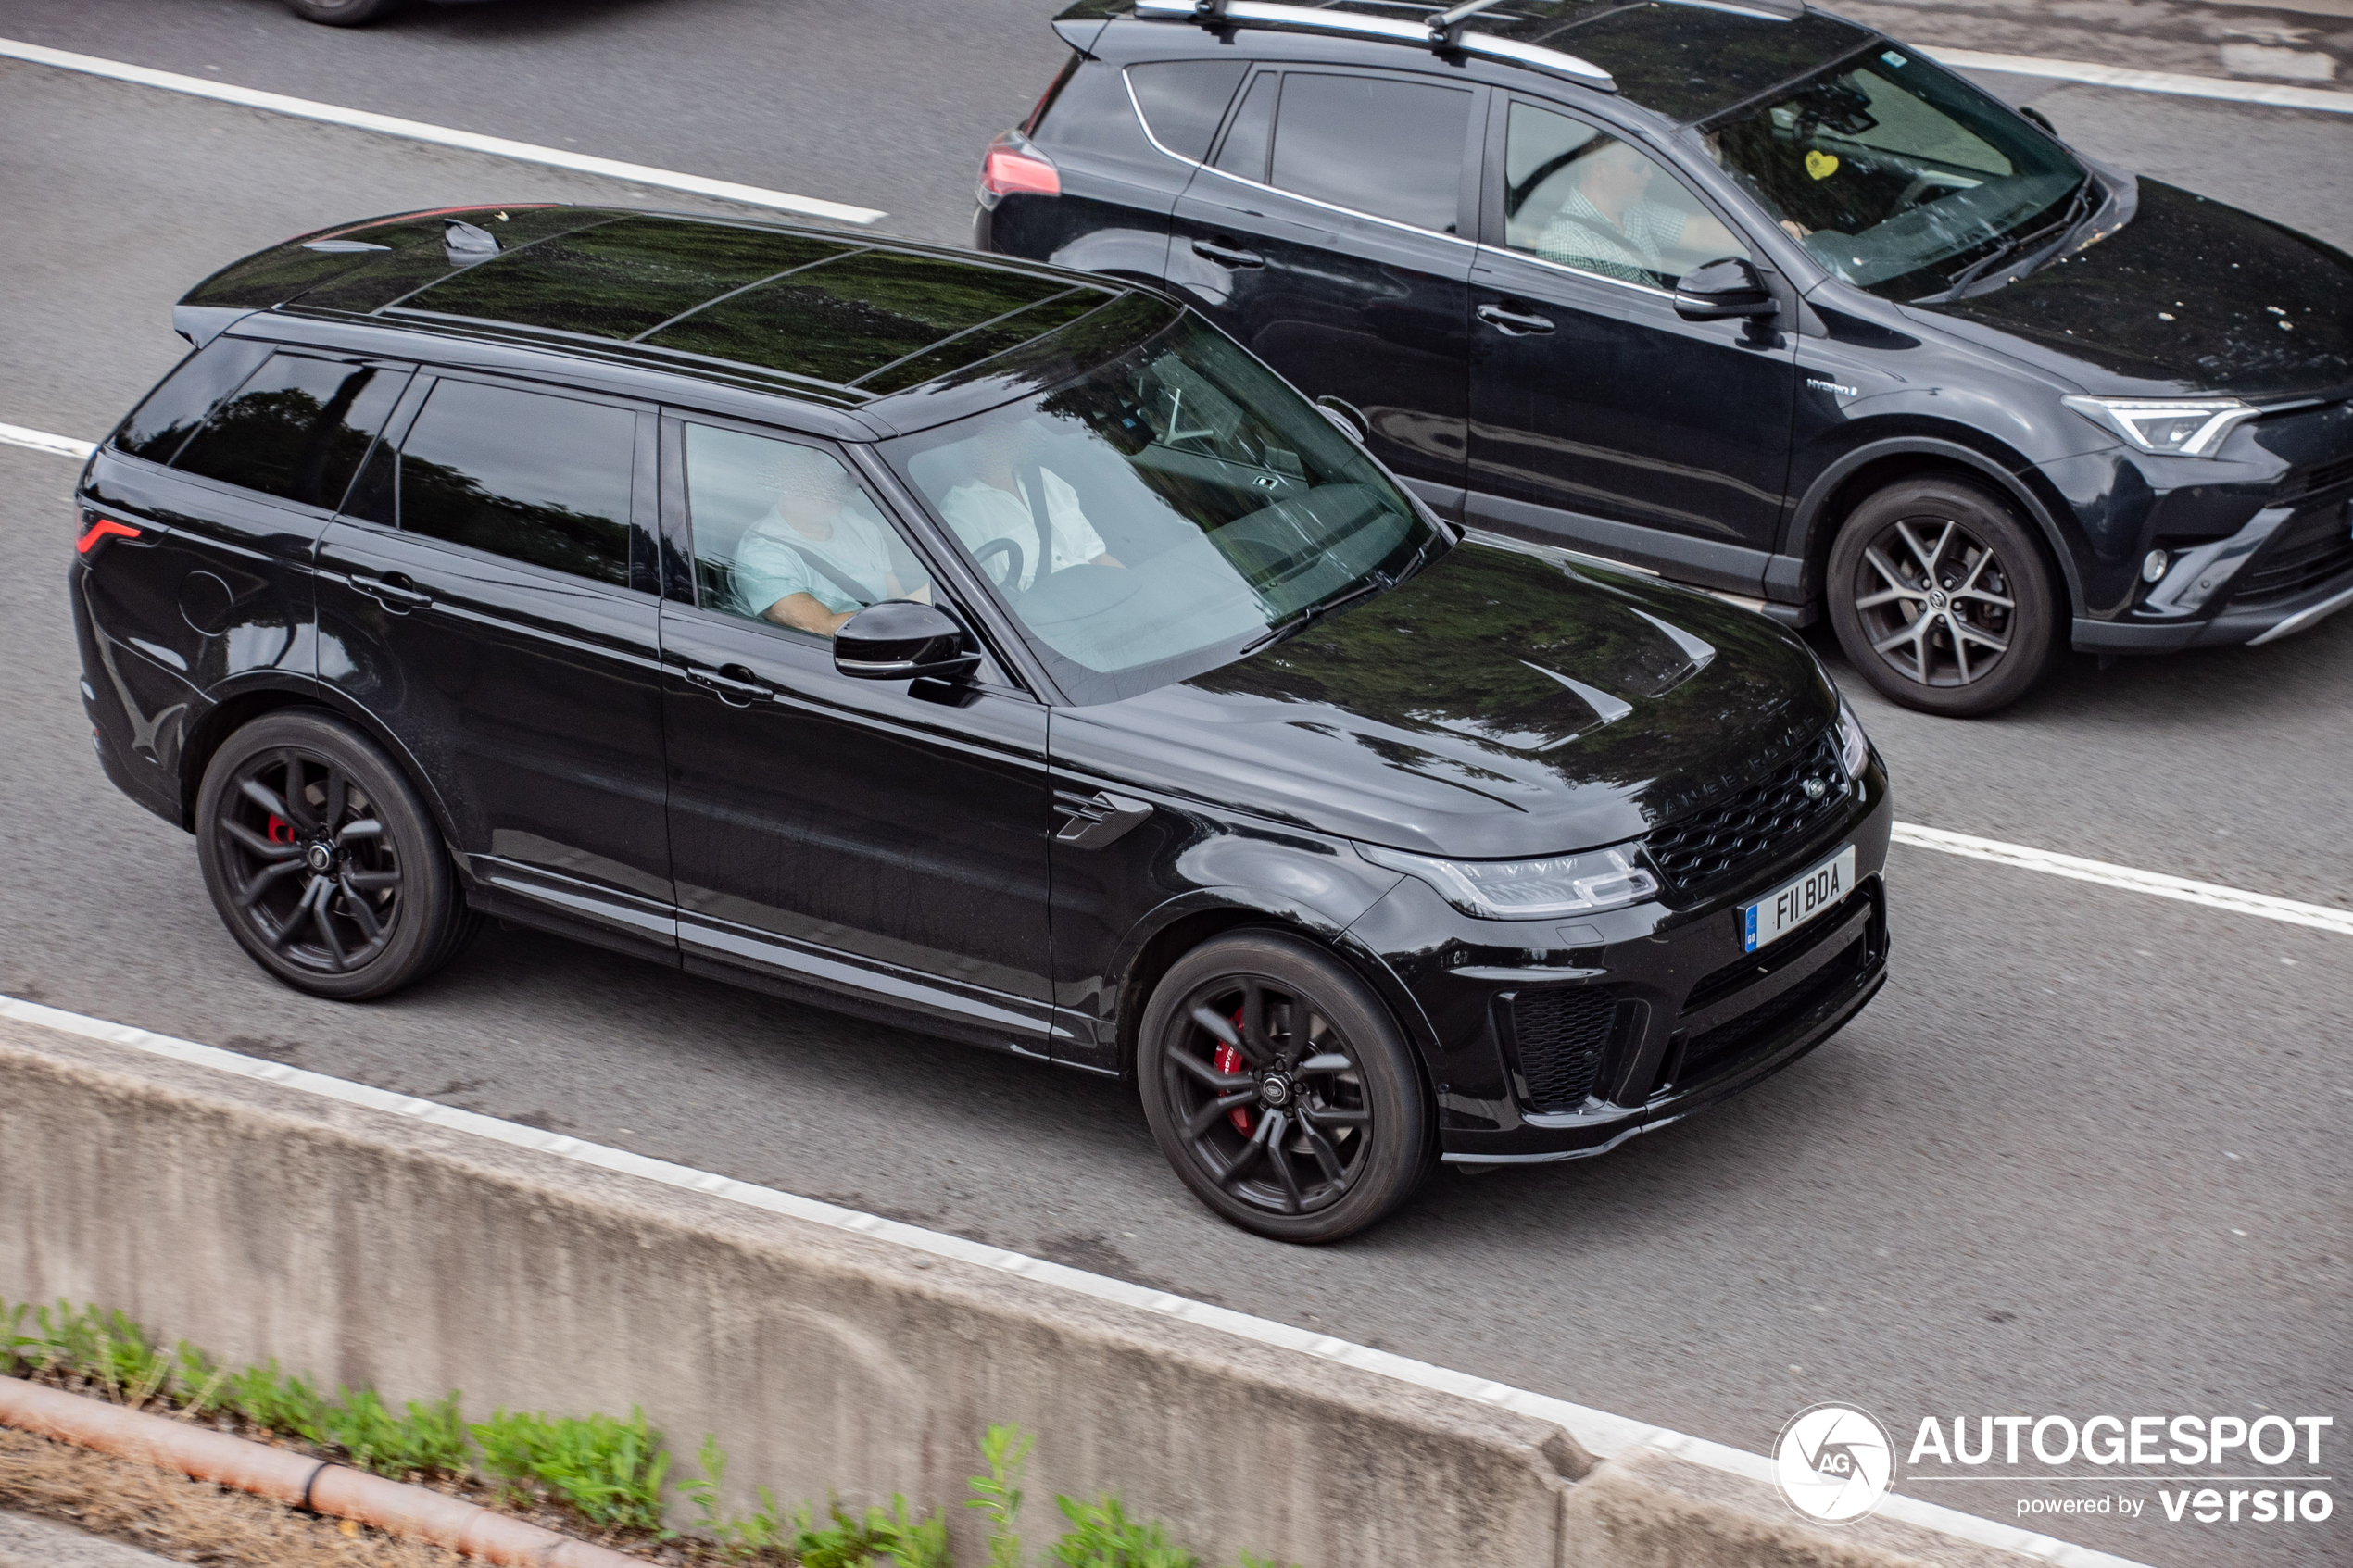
[972,535,1026,593]
[1896,172,1960,211]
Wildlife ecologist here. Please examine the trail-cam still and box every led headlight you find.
[1360,842,1658,921]
[2060,395,2259,458]
[1837,695,1870,779]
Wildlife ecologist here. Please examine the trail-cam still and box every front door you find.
[1164,65,1479,508]
[1466,96,1798,592]
[657,415,1059,1051]
[314,371,674,957]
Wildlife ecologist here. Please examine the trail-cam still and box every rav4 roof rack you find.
[1132,0,1619,93]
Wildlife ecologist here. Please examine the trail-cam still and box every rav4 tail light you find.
[978,129,1060,208]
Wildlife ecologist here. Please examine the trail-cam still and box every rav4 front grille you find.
[2233,503,2353,605]
[1642,734,1846,895]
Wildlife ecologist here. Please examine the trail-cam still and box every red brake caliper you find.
[1216,1006,1253,1133]
[265,814,295,845]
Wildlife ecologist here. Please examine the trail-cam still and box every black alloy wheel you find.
[196,710,472,1000]
[283,0,408,23]
[1828,476,2057,717]
[1139,932,1433,1243]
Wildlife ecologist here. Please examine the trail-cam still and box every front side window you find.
[1699,47,2086,297]
[170,353,410,508]
[682,425,933,640]
[1502,102,1750,289]
[1269,72,1472,233]
[886,314,1441,704]
[395,380,636,586]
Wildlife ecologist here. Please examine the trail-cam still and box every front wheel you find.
[1138,932,1433,1243]
[1826,476,2058,717]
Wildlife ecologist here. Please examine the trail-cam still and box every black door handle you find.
[683,662,773,706]
[353,571,433,611]
[1191,237,1265,269]
[1477,303,1556,336]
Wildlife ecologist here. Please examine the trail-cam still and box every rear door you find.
[314,371,674,959]
[1164,65,1480,510]
[656,414,1060,1053]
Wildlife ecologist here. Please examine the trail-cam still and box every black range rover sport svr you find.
[979,0,2353,716]
[75,207,1890,1239]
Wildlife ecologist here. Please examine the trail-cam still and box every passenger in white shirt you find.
[937,423,1122,591]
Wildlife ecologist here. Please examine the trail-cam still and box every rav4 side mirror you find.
[1674,257,1780,322]
[1315,395,1370,445]
[835,600,981,683]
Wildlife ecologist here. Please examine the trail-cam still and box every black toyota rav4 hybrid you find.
[75,207,1889,1240]
[979,0,2353,716]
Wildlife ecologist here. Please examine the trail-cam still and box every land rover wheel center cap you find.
[1260,1073,1293,1107]
[305,843,335,873]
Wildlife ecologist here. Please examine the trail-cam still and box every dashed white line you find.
[8,417,2347,942]
[0,37,887,225]
[1926,46,2353,114]
[0,994,2154,1568]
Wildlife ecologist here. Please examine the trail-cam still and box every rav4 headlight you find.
[2060,395,2259,458]
[1360,843,1658,921]
[1837,695,1871,780]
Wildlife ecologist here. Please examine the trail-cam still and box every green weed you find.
[472,1406,673,1533]
[324,1386,471,1478]
[966,1422,1033,1568]
[1051,1494,1198,1568]
[792,1496,950,1568]
[221,1360,333,1445]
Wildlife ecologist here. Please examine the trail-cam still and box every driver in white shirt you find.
[937,422,1122,591]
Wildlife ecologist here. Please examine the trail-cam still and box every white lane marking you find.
[10,412,2345,942]
[0,37,887,224]
[1893,823,2353,936]
[0,423,96,461]
[0,995,2152,1568]
[1929,46,2353,114]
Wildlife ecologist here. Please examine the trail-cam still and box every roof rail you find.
[1131,0,1618,93]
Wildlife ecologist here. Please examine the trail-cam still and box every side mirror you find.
[1673,257,1780,322]
[1315,395,1370,445]
[835,600,980,683]
[2019,104,2057,137]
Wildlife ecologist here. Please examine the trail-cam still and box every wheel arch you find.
[178,679,461,852]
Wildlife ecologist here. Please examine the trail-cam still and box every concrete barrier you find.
[0,1012,2134,1568]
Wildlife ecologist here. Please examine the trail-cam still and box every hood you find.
[1054,536,1840,859]
[1907,181,2353,401]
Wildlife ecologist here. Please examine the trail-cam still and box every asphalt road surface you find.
[1,6,2348,1565]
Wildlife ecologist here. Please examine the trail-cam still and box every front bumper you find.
[1349,755,1894,1162]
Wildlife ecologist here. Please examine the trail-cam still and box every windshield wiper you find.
[1240,578,1390,656]
[1931,176,2096,300]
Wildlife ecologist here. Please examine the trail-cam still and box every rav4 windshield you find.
[1699,45,2086,300]
[886,314,1439,703]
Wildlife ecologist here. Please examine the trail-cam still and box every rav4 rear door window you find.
[1268,72,1472,234]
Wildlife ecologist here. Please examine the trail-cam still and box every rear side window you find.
[1213,72,1277,182]
[170,353,412,509]
[1270,73,1473,232]
[395,380,636,586]
[109,339,271,465]
[1128,61,1249,161]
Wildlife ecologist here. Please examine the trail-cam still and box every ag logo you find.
[1774,1402,1894,1524]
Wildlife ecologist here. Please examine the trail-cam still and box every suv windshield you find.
[886,314,1440,703]
[1699,45,2087,300]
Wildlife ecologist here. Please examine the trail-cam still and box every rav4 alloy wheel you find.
[1828,477,2057,717]
[1139,932,1433,1243]
[196,710,473,1000]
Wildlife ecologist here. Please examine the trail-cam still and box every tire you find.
[195,709,470,1000]
[1826,475,2058,717]
[1137,931,1434,1243]
[283,0,407,25]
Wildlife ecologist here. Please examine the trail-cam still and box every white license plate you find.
[1742,846,1856,953]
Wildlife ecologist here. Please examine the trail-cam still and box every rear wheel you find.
[1138,932,1433,1243]
[1827,476,2057,717]
[283,0,407,25]
[195,710,472,1000]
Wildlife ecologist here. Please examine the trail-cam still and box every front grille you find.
[1643,734,1845,894]
[2233,506,2353,605]
[1678,922,1873,1085]
[2280,453,2353,506]
[1508,988,1617,1112]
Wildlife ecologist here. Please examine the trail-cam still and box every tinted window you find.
[1504,102,1748,288]
[1128,60,1249,162]
[396,380,636,586]
[110,339,271,465]
[1212,72,1277,182]
[1270,74,1471,232]
[683,425,932,638]
[170,354,410,508]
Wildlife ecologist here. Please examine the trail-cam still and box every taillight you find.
[76,509,140,555]
[978,130,1060,208]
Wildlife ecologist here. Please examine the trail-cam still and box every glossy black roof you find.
[1064,0,1877,124]
[180,207,1137,410]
